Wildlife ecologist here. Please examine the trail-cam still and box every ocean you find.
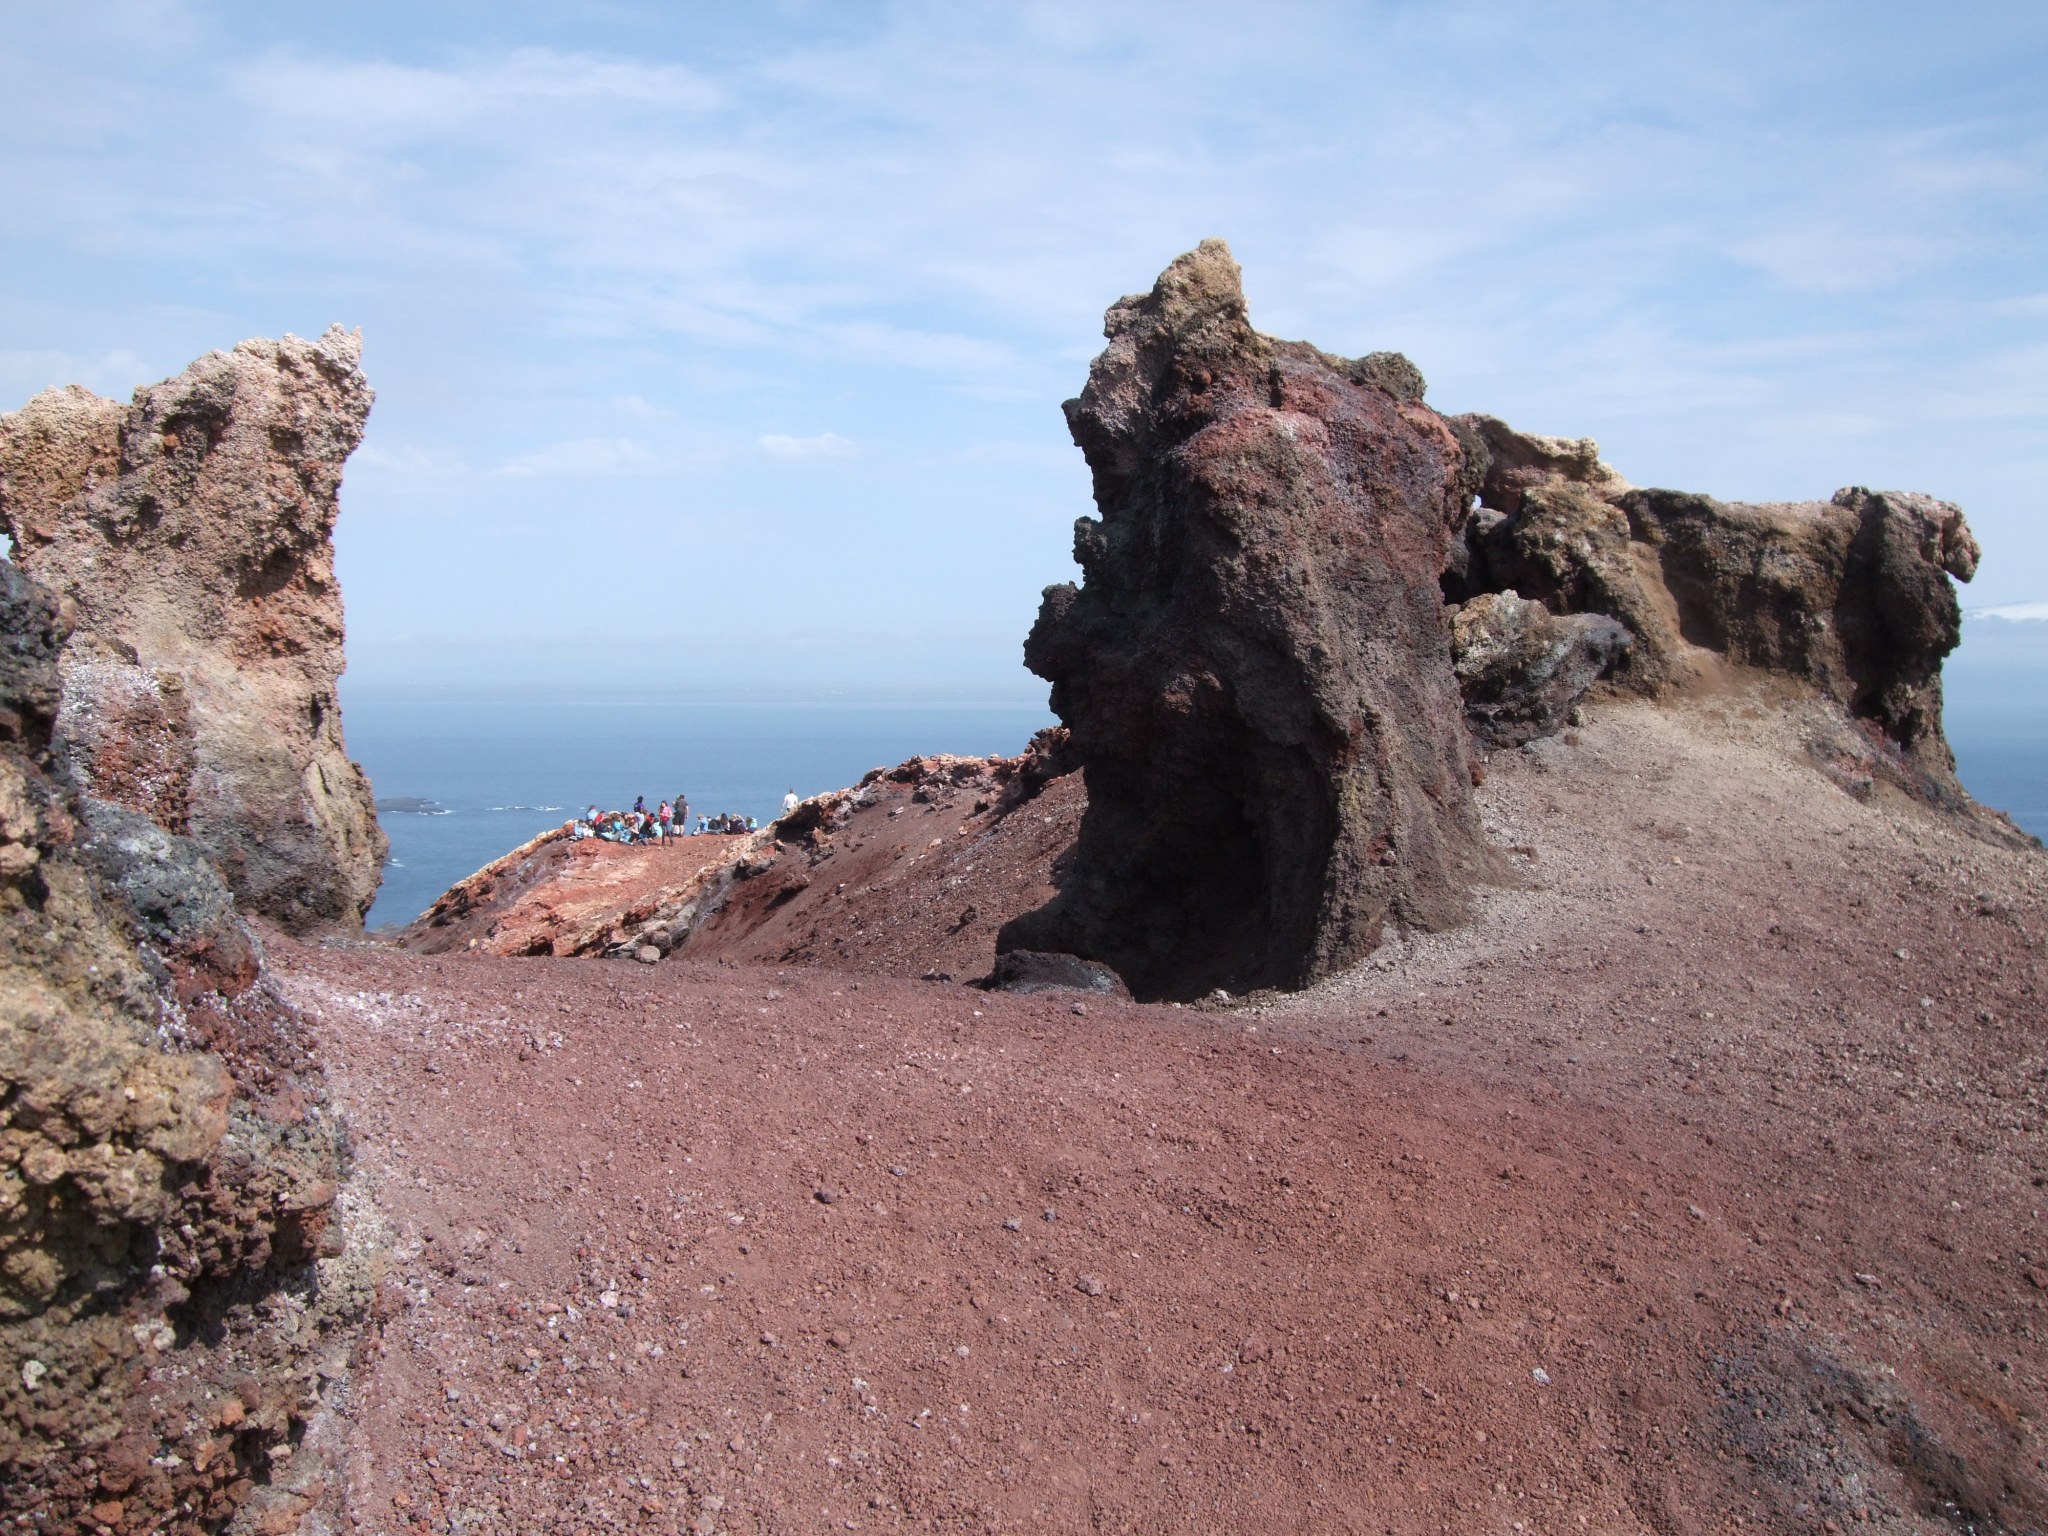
[345,634,2047,930]
[345,696,1057,930]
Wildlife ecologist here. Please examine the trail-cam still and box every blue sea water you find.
[343,624,2047,930]
[344,694,1057,929]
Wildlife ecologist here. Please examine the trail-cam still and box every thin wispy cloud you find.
[3,0,2046,690]
[494,437,656,478]
[759,432,856,459]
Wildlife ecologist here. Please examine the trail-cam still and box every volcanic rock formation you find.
[0,563,362,1534]
[1454,413,1986,804]
[1450,591,1632,749]
[0,329,386,932]
[997,240,1496,1000]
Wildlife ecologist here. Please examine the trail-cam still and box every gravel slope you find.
[271,689,2046,1535]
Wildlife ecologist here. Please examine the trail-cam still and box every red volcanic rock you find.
[0,329,386,931]
[999,240,1496,1000]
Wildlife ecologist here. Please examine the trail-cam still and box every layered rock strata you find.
[0,563,361,1534]
[0,329,386,932]
[997,241,1497,1000]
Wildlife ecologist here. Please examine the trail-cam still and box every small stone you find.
[814,1188,837,1205]
[1070,1002,1087,1016]
[636,945,661,964]
[1077,1275,1105,1297]
[1002,1217,1022,1231]
[759,1332,777,1347]
[1853,1272,1881,1288]
[18,1360,46,1392]
[1042,1207,1057,1222]
[1687,1204,1706,1221]
[1531,1367,1552,1385]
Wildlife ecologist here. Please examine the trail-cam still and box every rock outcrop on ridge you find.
[997,240,1497,1000]
[1452,412,1987,806]
[0,329,387,932]
[0,563,362,1535]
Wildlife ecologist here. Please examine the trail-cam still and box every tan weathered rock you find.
[0,329,386,931]
[1454,412,1992,812]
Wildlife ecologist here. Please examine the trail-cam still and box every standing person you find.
[658,799,673,843]
[633,795,646,817]
[674,793,690,834]
[781,787,800,817]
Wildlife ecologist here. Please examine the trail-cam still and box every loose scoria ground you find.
[274,694,2046,1535]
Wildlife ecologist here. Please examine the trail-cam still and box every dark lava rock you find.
[989,949,1131,997]
[998,240,1497,1000]
[1452,592,1633,748]
[78,798,258,998]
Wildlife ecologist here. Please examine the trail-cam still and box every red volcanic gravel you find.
[270,693,2047,1534]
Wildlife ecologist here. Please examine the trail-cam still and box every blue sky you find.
[4,2,2045,697]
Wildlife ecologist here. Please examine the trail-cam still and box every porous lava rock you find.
[999,240,1496,1000]
[1450,592,1633,748]
[0,329,386,932]
[0,562,361,1534]
[1455,413,1988,802]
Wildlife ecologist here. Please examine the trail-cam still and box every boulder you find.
[1451,592,1633,748]
[989,949,1130,998]
[0,329,386,931]
[998,240,1496,1000]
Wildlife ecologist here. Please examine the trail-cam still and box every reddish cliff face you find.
[998,240,1496,1000]
[0,329,386,932]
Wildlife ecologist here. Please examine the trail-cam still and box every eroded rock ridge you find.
[1449,413,1985,806]
[995,242,2002,999]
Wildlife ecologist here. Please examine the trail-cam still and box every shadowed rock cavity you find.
[0,328,386,932]
[1452,412,1987,806]
[998,240,1499,1001]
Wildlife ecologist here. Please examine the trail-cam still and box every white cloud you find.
[1970,603,2048,623]
[758,432,856,459]
[494,437,656,477]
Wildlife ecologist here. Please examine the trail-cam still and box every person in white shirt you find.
[781,788,800,816]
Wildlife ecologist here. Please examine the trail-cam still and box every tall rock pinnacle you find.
[0,327,386,931]
[998,241,1497,998]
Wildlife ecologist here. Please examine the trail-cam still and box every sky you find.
[3,1,2046,699]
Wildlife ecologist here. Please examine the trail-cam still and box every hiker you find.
[658,799,673,841]
[674,793,690,834]
[781,788,799,816]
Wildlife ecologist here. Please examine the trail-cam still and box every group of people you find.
[571,793,765,845]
